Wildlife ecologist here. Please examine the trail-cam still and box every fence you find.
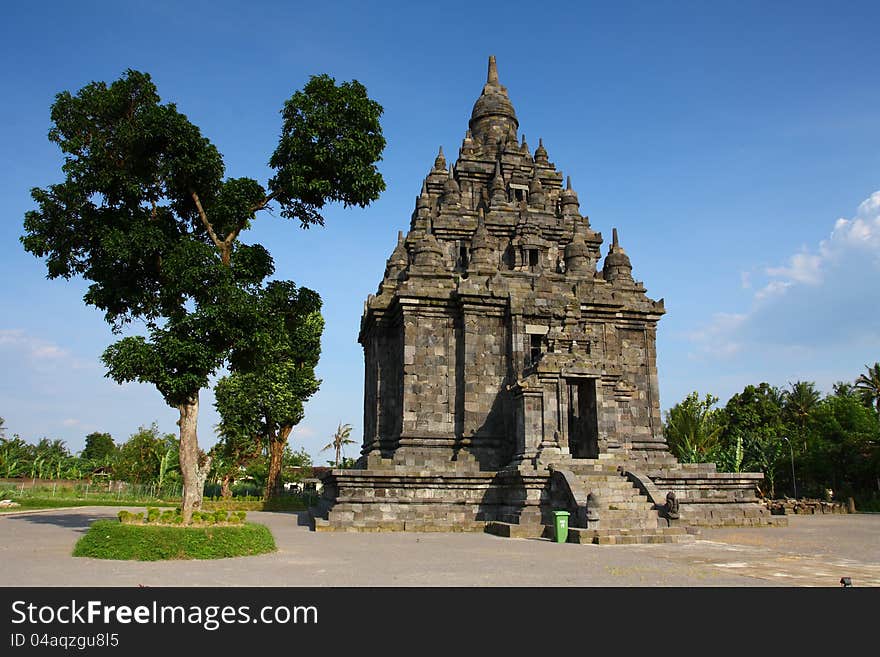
[0,478,183,502]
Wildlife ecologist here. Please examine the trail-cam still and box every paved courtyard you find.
[1,507,878,587]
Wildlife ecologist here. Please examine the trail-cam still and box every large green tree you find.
[722,383,791,497]
[22,70,385,521]
[215,282,323,499]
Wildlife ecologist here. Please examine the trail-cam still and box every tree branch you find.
[191,191,223,250]
[249,191,276,216]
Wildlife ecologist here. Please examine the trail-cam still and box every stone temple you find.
[312,57,783,543]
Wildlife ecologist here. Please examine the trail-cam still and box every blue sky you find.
[1,1,879,462]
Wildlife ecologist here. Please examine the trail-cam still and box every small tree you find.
[215,282,323,500]
[322,422,355,468]
[662,392,724,463]
[81,432,116,462]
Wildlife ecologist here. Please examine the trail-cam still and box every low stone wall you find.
[652,470,782,527]
[765,499,850,515]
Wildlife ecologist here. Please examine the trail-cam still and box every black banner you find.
[0,587,866,652]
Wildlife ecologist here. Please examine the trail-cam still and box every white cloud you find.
[689,190,880,361]
[0,328,96,371]
[687,312,746,360]
[62,418,81,427]
[757,190,880,299]
[0,329,69,360]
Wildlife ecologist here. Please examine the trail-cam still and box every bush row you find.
[117,508,247,526]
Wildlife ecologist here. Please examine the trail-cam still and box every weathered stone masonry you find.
[312,57,783,541]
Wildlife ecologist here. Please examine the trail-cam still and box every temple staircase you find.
[547,456,694,544]
[487,454,696,544]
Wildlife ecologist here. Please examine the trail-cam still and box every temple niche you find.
[312,57,783,542]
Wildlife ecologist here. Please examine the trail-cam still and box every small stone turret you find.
[433,146,447,172]
[460,130,476,157]
[412,226,445,270]
[528,171,545,209]
[602,228,634,284]
[490,160,507,206]
[384,231,409,280]
[561,176,580,217]
[564,224,591,275]
[469,209,495,274]
[441,166,461,208]
[534,138,549,165]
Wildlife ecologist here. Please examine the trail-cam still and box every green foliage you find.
[322,422,355,468]
[73,519,276,560]
[855,362,880,414]
[214,281,323,498]
[783,381,821,435]
[114,423,176,485]
[80,432,116,462]
[663,370,880,501]
[22,68,385,517]
[269,74,386,227]
[662,393,724,463]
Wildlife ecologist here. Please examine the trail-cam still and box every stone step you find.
[604,501,658,511]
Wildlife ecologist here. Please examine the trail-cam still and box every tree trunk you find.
[265,425,292,500]
[177,394,211,523]
[220,473,232,500]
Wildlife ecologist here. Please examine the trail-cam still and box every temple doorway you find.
[567,379,598,459]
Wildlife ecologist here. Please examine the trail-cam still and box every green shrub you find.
[73,520,276,560]
[214,510,228,523]
[235,511,247,523]
[159,509,175,523]
[146,507,160,523]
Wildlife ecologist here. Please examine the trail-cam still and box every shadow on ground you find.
[8,511,112,533]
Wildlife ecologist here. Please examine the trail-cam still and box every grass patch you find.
[72,520,276,561]
[0,497,179,513]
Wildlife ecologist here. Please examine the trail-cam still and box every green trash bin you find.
[553,510,570,543]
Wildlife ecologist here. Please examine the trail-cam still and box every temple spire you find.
[612,227,619,248]
[487,55,499,86]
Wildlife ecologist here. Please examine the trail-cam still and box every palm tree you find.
[783,380,821,450]
[855,362,880,413]
[321,423,354,468]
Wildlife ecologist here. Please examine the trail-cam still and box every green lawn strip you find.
[72,520,276,560]
[1,496,309,513]
[0,498,179,513]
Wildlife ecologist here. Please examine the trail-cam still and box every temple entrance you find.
[567,379,598,458]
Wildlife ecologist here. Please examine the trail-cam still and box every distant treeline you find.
[0,420,312,497]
